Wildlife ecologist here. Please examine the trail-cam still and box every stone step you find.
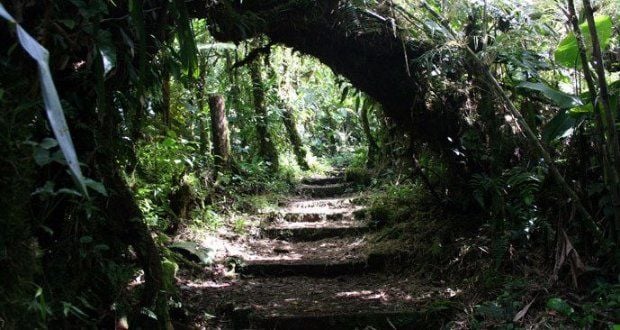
[281,197,355,209]
[261,221,369,241]
[297,183,351,198]
[281,212,345,222]
[236,237,369,278]
[240,259,369,277]
[301,175,346,185]
[268,210,366,223]
[233,310,438,330]
[200,275,451,329]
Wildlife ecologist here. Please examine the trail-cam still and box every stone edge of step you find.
[231,309,440,330]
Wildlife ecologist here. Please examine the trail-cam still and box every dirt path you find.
[178,175,453,329]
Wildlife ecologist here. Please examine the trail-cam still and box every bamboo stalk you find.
[581,0,620,243]
[567,0,620,244]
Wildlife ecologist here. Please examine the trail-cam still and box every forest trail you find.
[182,175,451,329]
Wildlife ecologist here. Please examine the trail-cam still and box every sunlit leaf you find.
[517,81,582,109]
[84,178,108,196]
[98,44,116,77]
[568,102,594,115]
[542,110,576,142]
[554,15,613,68]
[197,42,236,51]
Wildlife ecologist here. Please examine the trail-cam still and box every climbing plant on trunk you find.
[249,50,280,172]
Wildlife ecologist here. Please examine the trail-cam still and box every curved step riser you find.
[240,261,370,277]
[262,226,369,242]
[266,212,348,223]
[298,184,350,198]
[232,311,444,330]
[301,176,346,185]
[283,213,344,222]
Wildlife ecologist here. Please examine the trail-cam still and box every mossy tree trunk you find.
[198,60,210,154]
[281,104,309,170]
[100,160,171,328]
[324,109,338,155]
[226,50,248,149]
[161,69,171,128]
[360,103,378,168]
[249,57,279,172]
[96,76,171,329]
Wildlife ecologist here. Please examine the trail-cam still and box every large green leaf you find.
[568,102,594,115]
[542,110,577,142]
[96,30,117,77]
[171,0,198,76]
[555,15,613,68]
[517,81,583,109]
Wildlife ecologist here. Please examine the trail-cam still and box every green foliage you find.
[367,184,422,227]
[470,279,530,328]
[546,297,574,316]
[555,15,613,68]
[232,217,249,235]
[134,132,206,230]
[542,110,578,142]
[471,167,543,224]
[193,207,222,230]
[517,82,582,109]
[470,166,544,267]
[345,166,372,185]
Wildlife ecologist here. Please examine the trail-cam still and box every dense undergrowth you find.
[359,173,620,328]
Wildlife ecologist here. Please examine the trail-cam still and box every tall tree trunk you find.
[272,49,308,170]
[209,94,231,175]
[281,104,309,170]
[249,58,279,172]
[198,61,210,155]
[360,103,378,168]
[226,49,249,150]
[324,109,338,155]
[161,70,171,128]
[101,161,170,329]
[97,71,171,328]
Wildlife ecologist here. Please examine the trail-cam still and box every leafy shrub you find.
[345,166,372,185]
[366,183,423,227]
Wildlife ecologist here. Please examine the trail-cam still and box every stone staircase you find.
[198,175,444,329]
